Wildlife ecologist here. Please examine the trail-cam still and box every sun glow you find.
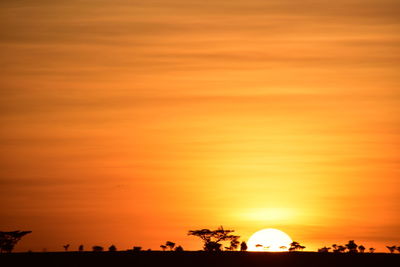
[247,228,293,252]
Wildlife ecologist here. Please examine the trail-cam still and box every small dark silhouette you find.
[92,246,103,252]
[63,244,70,252]
[318,247,330,253]
[108,245,117,252]
[133,246,142,252]
[386,245,396,253]
[289,241,305,252]
[345,240,358,253]
[358,245,365,253]
[78,245,84,252]
[175,245,184,252]
[369,247,375,253]
[160,245,167,251]
[255,244,263,248]
[0,231,32,253]
[188,226,240,252]
[397,246,400,253]
[280,246,288,250]
[240,241,247,251]
[166,241,175,251]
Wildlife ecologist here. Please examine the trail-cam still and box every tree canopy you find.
[0,231,32,253]
[188,226,240,251]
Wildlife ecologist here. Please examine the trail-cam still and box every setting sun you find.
[247,229,293,252]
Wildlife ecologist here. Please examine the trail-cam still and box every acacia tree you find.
[0,231,32,253]
[369,247,375,253]
[387,246,396,253]
[225,236,240,251]
[358,245,365,253]
[166,241,176,251]
[188,226,240,252]
[63,244,70,252]
[289,241,305,252]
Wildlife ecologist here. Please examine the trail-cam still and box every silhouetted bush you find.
[332,244,346,253]
[92,246,104,252]
[318,247,330,253]
[108,245,117,252]
[240,241,247,251]
[175,245,184,252]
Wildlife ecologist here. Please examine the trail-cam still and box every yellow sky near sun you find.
[0,0,399,252]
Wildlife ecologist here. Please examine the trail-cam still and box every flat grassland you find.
[1,251,399,267]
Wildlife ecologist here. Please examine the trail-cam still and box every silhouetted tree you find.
[369,247,375,253]
[345,240,358,253]
[175,245,184,252]
[188,226,240,252]
[225,236,240,251]
[166,241,175,251]
[387,246,396,253]
[337,245,346,253]
[92,246,104,252]
[108,245,117,252]
[358,245,365,253]
[160,245,167,251]
[63,244,70,252]
[0,231,31,253]
[78,245,84,252]
[240,241,247,251]
[133,246,142,252]
[289,241,305,252]
[318,247,330,253]
[280,246,288,250]
[397,246,400,253]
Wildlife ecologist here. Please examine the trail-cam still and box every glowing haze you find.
[0,0,399,252]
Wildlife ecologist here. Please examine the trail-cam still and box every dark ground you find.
[1,251,399,267]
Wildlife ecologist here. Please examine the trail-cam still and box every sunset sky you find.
[0,0,399,252]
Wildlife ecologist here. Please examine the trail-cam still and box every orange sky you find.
[0,0,399,252]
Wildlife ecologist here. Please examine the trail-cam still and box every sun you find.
[247,228,292,252]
